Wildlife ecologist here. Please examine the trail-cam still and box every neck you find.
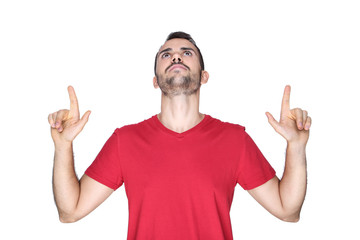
[157,90,204,133]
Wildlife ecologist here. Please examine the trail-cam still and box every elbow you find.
[59,213,80,223]
[278,212,301,223]
[59,217,77,223]
[59,216,77,223]
[280,215,300,223]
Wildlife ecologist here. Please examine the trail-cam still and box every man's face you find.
[153,38,207,97]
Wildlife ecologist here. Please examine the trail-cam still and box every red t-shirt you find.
[85,114,276,240]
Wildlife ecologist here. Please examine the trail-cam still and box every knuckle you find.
[58,109,68,114]
[291,108,303,115]
[48,115,53,124]
[55,109,67,119]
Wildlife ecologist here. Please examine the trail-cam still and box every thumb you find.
[76,110,91,132]
[265,112,280,131]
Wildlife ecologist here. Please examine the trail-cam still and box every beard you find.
[156,71,201,97]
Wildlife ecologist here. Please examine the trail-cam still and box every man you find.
[48,32,312,239]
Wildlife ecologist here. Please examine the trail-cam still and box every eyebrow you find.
[158,47,196,56]
[159,48,172,55]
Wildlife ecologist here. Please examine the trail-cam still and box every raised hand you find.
[265,85,311,145]
[48,86,91,145]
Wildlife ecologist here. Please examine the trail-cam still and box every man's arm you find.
[49,86,113,223]
[52,142,114,223]
[248,143,306,222]
[247,85,311,222]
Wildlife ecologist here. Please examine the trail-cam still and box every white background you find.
[1,0,359,239]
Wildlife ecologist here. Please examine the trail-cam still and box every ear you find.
[200,71,209,85]
[153,76,159,89]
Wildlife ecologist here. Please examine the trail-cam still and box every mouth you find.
[166,63,190,72]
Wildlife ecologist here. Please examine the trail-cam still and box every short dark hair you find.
[154,31,205,74]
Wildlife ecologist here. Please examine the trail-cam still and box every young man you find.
[48,32,311,240]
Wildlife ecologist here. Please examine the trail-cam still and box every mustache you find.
[165,63,190,72]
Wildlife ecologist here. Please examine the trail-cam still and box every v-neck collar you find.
[152,114,210,138]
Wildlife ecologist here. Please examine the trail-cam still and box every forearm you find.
[52,142,80,222]
[279,142,307,221]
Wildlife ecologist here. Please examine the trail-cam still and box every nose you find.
[172,53,182,63]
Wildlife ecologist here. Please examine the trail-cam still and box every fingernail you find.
[51,123,55,128]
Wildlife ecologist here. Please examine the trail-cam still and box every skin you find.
[250,85,311,222]
[152,38,209,133]
[49,38,311,223]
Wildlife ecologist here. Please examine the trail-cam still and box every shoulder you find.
[207,115,246,133]
[204,115,250,142]
[113,115,155,137]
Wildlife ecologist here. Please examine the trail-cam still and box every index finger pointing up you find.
[281,85,291,114]
[68,85,80,118]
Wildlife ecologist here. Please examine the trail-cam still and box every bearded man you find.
[48,31,312,240]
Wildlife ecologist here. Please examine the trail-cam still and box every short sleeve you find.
[236,130,276,190]
[85,129,124,190]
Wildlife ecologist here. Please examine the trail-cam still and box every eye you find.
[161,53,170,58]
[184,51,192,56]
